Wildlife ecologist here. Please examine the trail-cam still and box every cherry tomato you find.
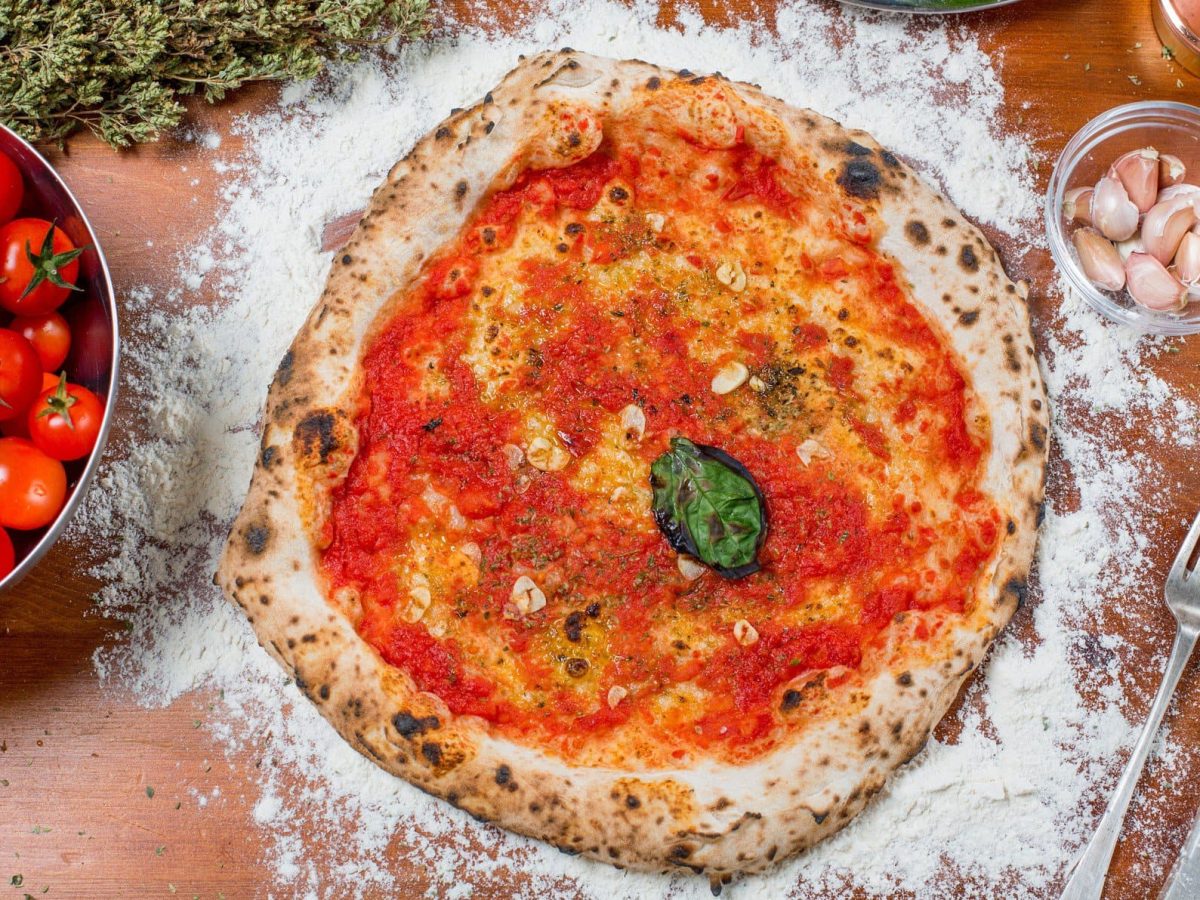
[0,219,84,315]
[12,312,70,372]
[0,328,42,422]
[0,437,67,530]
[0,527,12,579]
[27,374,103,461]
[0,152,22,224]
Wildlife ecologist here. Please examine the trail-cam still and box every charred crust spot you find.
[812,810,828,824]
[565,657,589,678]
[481,227,496,245]
[1005,345,1021,372]
[495,764,512,785]
[435,126,451,140]
[905,221,930,245]
[245,525,269,555]
[565,222,584,235]
[568,131,582,148]
[670,844,693,860]
[392,712,440,738]
[647,76,661,89]
[420,741,442,766]
[1006,519,1017,535]
[454,180,468,199]
[259,594,270,605]
[881,150,900,168]
[261,445,277,468]
[300,633,316,644]
[484,120,495,134]
[564,611,585,641]
[484,91,494,104]
[295,411,338,464]
[586,601,601,618]
[845,140,872,156]
[897,671,913,687]
[781,689,802,711]
[837,159,881,199]
[958,310,980,326]
[960,244,979,272]
[609,186,629,202]
[766,845,778,860]
[892,721,903,738]
[318,685,330,700]
[625,794,640,809]
[1030,421,1047,450]
[1005,578,1029,608]
[1036,501,1047,527]
[276,350,295,386]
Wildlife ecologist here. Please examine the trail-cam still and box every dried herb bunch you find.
[0,0,430,147]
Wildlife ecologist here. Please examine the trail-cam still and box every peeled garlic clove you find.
[1174,231,1200,284]
[1160,154,1186,187]
[1092,175,1140,242]
[1063,187,1094,224]
[1140,196,1198,265]
[1110,147,1160,213]
[1125,252,1188,311]
[1117,234,1144,262]
[1072,227,1125,291]
[1158,183,1200,203]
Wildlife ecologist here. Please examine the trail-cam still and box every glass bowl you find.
[0,124,120,591]
[1045,101,1200,335]
[836,0,1022,12]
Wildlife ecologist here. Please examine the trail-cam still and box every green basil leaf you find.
[649,437,767,579]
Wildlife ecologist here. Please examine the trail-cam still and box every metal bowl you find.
[0,124,120,591]
[836,0,1022,12]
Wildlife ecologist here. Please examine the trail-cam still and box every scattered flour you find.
[70,0,1200,897]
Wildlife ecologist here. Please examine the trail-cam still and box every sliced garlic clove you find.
[406,582,433,623]
[711,360,749,395]
[1160,154,1186,187]
[1063,186,1094,224]
[748,375,767,392]
[1110,147,1160,213]
[1071,227,1126,291]
[715,260,747,292]
[733,618,759,647]
[1125,252,1188,311]
[1174,232,1200,284]
[607,685,628,708]
[501,443,524,470]
[795,438,833,466]
[459,541,482,566]
[677,555,707,580]
[526,436,570,471]
[511,575,546,614]
[1140,196,1198,265]
[646,212,665,232]
[1092,175,1140,242]
[619,403,646,441]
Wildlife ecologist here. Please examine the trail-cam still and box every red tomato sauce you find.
[319,138,1000,764]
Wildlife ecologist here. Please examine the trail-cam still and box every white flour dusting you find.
[71,1,1200,897]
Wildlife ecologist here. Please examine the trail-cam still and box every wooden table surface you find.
[3,0,1200,896]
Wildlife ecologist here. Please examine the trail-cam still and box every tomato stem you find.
[19,224,86,301]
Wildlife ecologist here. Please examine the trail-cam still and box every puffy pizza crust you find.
[217,51,1048,884]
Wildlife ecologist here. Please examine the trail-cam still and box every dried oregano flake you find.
[0,0,430,147]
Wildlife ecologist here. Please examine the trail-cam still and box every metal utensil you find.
[1060,509,1200,900]
[1160,801,1200,899]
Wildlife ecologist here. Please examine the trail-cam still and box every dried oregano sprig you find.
[0,0,430,147]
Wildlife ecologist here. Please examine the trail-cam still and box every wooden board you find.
[2,0,1199,896]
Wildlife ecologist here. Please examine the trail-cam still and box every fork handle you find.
[1060,625,1199,900]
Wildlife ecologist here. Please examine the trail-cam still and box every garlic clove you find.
[1140,196,1198,265]
[1092,175,1140,242]
[1160,154,1186,187]
[1110,147,1160,213]
[1174,231,1200,284]
[1116,234,1144,262]
[1063,186,1094,224]
[1158,183,1200,203]
[1072,227,1125,291]
[1125,252,1188,311]
[711,360,749,395]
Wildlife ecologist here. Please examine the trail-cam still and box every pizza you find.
[217,51,1048,884]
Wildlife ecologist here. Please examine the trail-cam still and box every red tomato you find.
[0,152,22,224]
[0,328,42,421]
[12,312,70,371]
[0,219,84,315]
[0,527,12,579]
[27,375,104,461]
[0,437,67,530]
